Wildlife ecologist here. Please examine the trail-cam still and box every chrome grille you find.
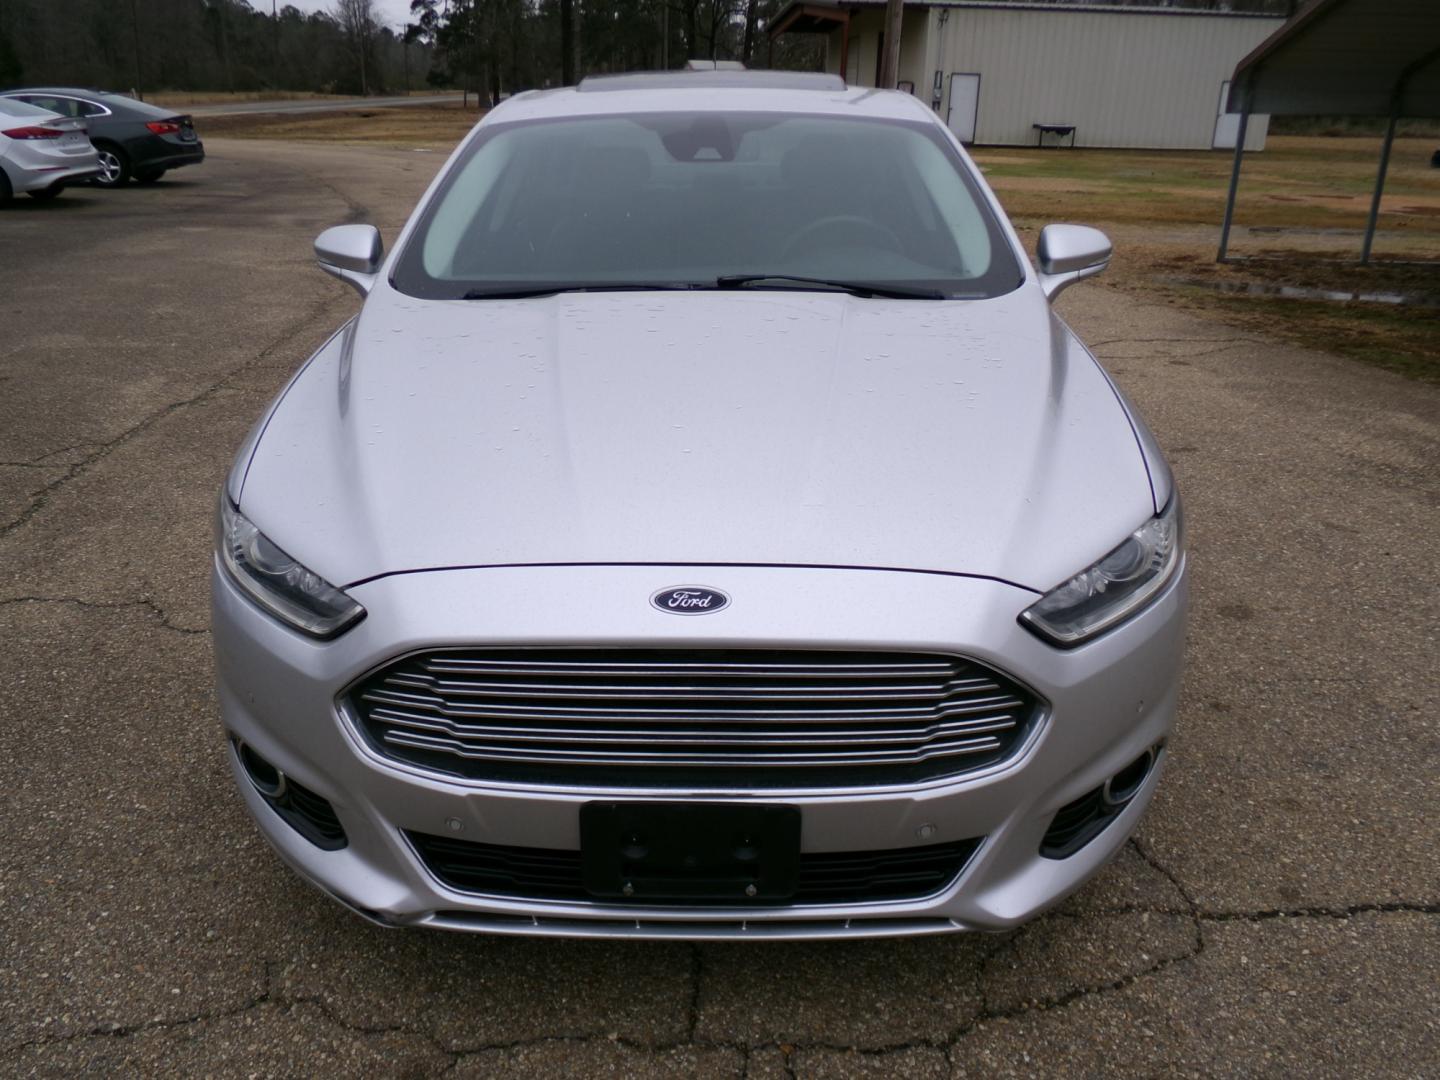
[349,649,1040,787]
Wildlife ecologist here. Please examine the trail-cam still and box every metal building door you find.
[946,73,980,145]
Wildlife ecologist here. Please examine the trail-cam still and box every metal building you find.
[769,1,1285,150]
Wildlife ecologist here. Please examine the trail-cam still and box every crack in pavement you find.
[970,926,1018,1033]
[1088,337,1263,349]
[0,293,346,541]
[1127,838,1438,922]
[1197,901,1440,921]
[1130,836,1202,922]
[1095,342,1262,360]
[0,594,209,636]
[1088,336,1265,361]
[0,442,106,469]
[6,889,1437,1070]
[3,960,274,1055]
[943,838,1205,1050]
[951,933,1203,1043]
[687,943,704,1042]
[8,869,1432,1064]
[4,822,1434,1064]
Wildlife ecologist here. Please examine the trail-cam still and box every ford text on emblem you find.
[651,586,730,615]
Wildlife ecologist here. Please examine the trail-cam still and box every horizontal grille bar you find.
[420,657,961,678]
[365,706,1019,747]
[361,686,1026,722]
[380,729,1007,768]
[351,649,1039,788]
[382,675,1005,702]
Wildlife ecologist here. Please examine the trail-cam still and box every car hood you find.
[239,286,1155,591]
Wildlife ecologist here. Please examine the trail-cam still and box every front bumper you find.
[213,561,1187,939]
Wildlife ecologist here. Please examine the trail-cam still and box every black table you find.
[1033,123,1077,148]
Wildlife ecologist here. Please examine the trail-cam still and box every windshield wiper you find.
[715,274,945,300]
[461,277,948,301]
[460,283,698,300]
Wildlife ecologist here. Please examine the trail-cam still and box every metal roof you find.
[769,0,1282,29]
[1228,0,1440,117]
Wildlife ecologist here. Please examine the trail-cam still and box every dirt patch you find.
[1116,248,1440,381]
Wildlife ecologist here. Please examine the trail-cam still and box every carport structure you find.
[766,4,854,83]
[1217,0,1440,263]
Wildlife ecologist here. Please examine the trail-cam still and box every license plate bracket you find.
[580,802,800,902]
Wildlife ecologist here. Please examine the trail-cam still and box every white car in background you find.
[0,96,100,203]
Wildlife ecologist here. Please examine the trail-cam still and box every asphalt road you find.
[185,94,466,116]
[1,141,1436,1077]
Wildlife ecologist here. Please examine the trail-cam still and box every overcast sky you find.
[274,0,416,33]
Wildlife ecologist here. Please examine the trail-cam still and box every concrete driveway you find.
[1,141,1435,1077]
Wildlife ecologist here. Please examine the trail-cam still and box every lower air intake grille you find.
[349,648,1040,788]
[407,831,983,906]
[278,779,348,850]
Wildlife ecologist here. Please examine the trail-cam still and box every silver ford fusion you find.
[213,72,1186,939]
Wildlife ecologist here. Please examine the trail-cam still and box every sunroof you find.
[576,71,847,93]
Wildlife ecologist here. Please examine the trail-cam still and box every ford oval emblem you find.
[651,585,730,615]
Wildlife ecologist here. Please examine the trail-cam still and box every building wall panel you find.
[832,5,1280,150]
[936,9,1275,148]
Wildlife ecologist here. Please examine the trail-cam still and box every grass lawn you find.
[977,136,1439,380]
[147,90,450,107]
[977,136,1440,229]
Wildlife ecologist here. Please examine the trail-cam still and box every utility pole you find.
[217,0,234,93]
[878,0,903,89]
[272,0,280,89]
[560,0,575,85]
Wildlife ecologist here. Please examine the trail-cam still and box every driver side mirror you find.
[314,224,383,297]
[1036,224,1111,301]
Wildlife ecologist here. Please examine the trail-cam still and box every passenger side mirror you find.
[314,224,383,297]
[1036,224,1111,301]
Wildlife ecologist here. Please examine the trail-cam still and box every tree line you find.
[0,0,822,99]
[408,0,823,102]
[0,0,437,97]
[0,0,1295,102]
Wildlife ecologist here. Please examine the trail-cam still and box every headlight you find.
[1020,497,1183,647]
[216,497,365,639]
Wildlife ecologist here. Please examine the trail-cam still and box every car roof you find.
[3,88,174,116]
[4,87,111,98]
[488,73,938,127]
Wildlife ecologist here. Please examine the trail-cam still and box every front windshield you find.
[391,111,1023,300]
